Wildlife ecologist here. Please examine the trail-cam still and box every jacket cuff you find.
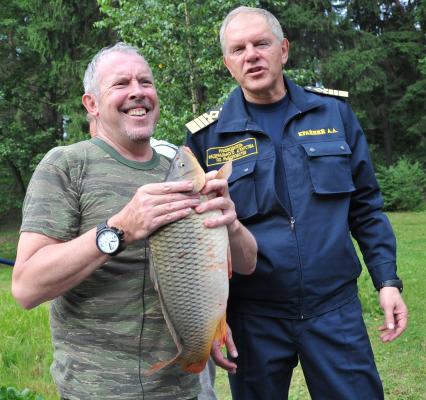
[369,261,399,288]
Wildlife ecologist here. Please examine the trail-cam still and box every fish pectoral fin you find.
[143,352,181,376]
[148,246,159,292]
[214,313,228,347]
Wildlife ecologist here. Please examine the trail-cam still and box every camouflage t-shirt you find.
[21,138,200,400]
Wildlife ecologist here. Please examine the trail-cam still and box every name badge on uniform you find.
[206,138,258,166]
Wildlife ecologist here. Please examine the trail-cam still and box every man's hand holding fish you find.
[108,179,202,244]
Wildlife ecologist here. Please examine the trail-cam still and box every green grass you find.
[1,211,425,399]
[0,272,54,398]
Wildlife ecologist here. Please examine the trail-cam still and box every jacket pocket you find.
[228,160,258,219]
[302,140,355,194]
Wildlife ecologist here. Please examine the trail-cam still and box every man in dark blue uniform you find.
[186,6,408,400]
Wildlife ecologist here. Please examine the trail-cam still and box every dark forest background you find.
[1,0,425,214]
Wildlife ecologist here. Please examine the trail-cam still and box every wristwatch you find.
[96,221,126,256]
[376,279,403,293]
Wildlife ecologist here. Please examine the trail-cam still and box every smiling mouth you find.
[125,107,147,116]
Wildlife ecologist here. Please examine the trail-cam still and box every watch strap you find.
[376,279,403,293]
[96,221,109,234]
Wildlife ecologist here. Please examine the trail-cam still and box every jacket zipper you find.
[281,108,305,319]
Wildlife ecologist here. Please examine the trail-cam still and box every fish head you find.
[166,146,205,193]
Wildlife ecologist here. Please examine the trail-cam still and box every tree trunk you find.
[184,1,198,115]
[4,159,27,199]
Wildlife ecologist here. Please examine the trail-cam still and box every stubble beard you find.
[125,125,155,143]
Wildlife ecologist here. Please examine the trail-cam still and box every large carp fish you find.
[146,146,232,375]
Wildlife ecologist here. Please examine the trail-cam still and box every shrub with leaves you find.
[0,387,45,400]
[376,158,426,211]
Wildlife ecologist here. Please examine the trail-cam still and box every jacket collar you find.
[216,76,324,134]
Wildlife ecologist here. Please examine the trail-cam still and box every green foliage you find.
[97,0,261,144]
[377,158,426,211]
[95,0,426,159]
[0,387,45,400]
[392,55,426,165]
[1,0,425,216]
[0,0,116,212]
[320,1,425,165]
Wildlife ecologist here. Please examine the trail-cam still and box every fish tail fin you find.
[143,354,180,376]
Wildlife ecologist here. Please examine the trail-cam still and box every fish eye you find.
[179,162,185,167]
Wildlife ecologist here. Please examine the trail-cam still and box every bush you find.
[376,158,426,211]
[0,387,45,400]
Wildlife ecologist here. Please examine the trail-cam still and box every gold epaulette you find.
[304,86,349,98]
[185,106,222,134]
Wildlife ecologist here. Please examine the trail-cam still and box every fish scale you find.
[149,206,228,366]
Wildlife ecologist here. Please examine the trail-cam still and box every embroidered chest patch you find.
[206,138,258,166]
[297,128,339,137]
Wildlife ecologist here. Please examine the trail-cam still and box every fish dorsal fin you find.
[185,106,222,134]
[304,86,349,98]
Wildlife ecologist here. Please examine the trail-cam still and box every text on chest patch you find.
[297,128,339,137]
[206,138,258,166]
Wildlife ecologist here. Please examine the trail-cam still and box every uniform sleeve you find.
[341,102,399,287]
[21,148,80,242]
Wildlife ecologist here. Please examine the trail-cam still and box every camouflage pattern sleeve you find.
[21,145,81,241]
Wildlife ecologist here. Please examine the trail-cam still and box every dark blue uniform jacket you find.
[186,77,398,319]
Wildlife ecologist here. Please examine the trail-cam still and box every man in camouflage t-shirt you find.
[12,43,257,400]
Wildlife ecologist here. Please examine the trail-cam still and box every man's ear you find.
[281,38,290,66]
[223,56,234,78]
[82,93,99,117]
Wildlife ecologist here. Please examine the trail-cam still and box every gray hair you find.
[83,42,148,98]
[219,6,284,54]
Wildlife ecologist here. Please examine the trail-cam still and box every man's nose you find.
[245,44,259,62]
[128,80,145,98]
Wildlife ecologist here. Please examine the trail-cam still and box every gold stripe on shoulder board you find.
[185,107,222,134]
[304,86,349,98]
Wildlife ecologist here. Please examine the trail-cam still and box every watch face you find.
[97,230,120,254]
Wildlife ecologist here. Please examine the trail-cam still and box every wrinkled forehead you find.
[97,51,153,82]
[224,13,274,45]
